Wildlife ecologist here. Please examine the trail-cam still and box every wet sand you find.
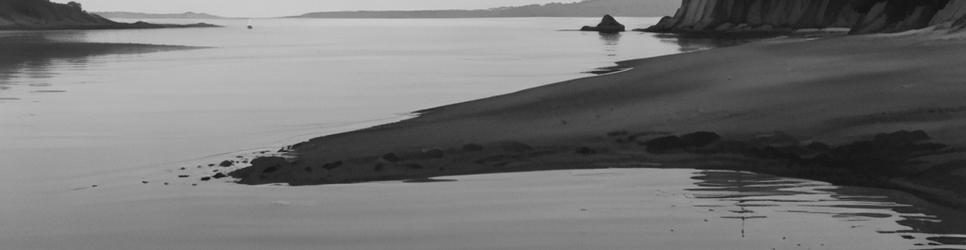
[232,31,966,209]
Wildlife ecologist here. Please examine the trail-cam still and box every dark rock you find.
[304,167,313,172]
[382,153,401,162]
[873,130,930,146]
[178,175,190,178]
[200,177,212,181]
[462,143,484,152]
[680,131,722,148]
[759,146,804,160]
[644,136,685,153]
[576,147,597,155]
[499,141,534,153]
[322,161,344,170]
[623,132,667,143]
[403,178,456,183]
[262,166,279,173]
[373,163,385,172]
[789,130,948,176]
[806,142,832,151]
[751,131,800,147]
[607,130,630,137]
[422,148,446,159]
[581,15,626,33]
[246,157,290,175]
[213,173,228,179]
[404,163,424,169]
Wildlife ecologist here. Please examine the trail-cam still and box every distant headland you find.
[0,0,219,30]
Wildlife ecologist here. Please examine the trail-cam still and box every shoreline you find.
[228,32,966,210]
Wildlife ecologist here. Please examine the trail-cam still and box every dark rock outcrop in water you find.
[645,0,966,34]
[581,15,627,33]
[0,0,218,30]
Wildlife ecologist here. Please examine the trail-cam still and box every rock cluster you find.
[639,130,947,178]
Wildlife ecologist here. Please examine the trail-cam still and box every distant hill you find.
[296,0,679,18]
[94,11,226,19]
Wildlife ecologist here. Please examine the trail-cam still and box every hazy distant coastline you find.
[294,0,677,18]
[94,11,230,20]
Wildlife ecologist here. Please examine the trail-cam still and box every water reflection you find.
[599,32,621,57]
[0,31,194,96]
[581,33,628,75]
[653,33,774,53]
[689,170,966,249]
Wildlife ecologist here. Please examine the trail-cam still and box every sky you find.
[67,0,577,17]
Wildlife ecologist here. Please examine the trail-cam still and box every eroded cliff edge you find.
[645,0,966,34]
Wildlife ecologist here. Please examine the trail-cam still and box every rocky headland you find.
[0,0,217,30]
[645,0,966,34]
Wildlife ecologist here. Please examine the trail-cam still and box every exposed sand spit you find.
[232,33,966,208]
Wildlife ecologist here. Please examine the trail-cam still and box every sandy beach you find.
[232,31,966,209]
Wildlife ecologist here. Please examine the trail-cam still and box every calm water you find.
[0,17,700,183]
[1,18,965,249]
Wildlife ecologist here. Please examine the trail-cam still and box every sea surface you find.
[1,18,964,249]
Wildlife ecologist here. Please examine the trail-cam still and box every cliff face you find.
[0,0,116,29]
[647,0,966,34]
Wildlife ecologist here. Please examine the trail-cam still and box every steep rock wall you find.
[647,0,965,34]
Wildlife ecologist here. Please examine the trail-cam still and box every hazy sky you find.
[69,0,576,17]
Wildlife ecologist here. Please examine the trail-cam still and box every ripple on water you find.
[687,170,966,249]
